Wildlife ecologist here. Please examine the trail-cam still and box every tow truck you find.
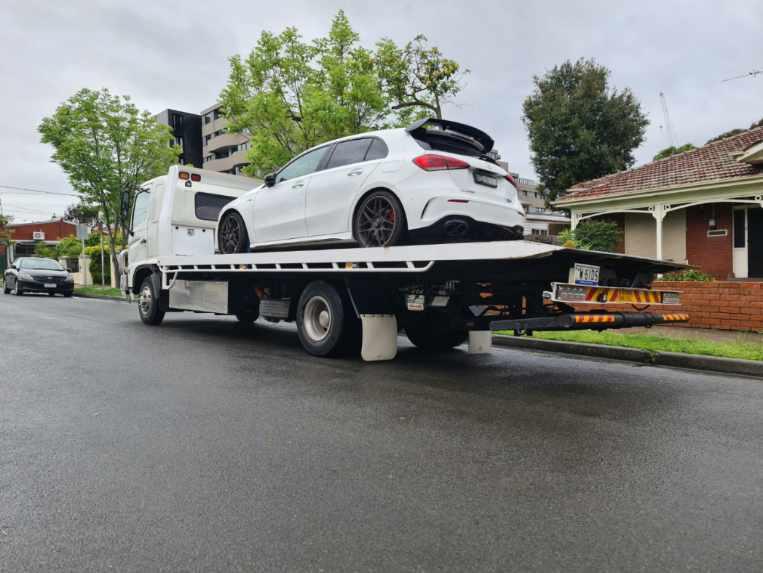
[120,166,688,362]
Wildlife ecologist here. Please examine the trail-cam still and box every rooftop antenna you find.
[722,69,762,82]
[659,92,675,148]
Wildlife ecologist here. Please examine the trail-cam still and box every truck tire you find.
[235,308,260,324]
[296,281,360,357]
[405,319,467,352]
[138,275,165,326]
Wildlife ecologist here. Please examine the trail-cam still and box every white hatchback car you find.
[216,118,525,252]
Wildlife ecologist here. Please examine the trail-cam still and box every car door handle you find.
[140,239,147,244]
[347,170,364,176]
[291,182,304,189]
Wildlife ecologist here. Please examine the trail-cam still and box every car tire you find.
[218,211,250,254]
[138,275,165,326]
[296,281,361,357]
[48,292,56,296]
[353,190,407,248]
[64,292,73,298]
[2,281,9,295]
[13,283,23,296]
[405,318,467,352]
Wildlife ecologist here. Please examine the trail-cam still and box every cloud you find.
[1,0,761,221]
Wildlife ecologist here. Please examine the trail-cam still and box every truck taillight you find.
[413,154,470,171]
[179,171,201,182]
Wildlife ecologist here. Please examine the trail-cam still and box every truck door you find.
[128,188,151,264]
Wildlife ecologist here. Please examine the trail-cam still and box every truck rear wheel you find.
[138,276,165,326]
[405,318,467,352]
[296,281,360,357]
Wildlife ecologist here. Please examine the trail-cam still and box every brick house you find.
[3,218,78,262]
[555,126,763,279]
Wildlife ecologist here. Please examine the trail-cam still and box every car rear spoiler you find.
[406,118,495,154]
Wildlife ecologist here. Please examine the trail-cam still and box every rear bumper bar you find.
[491,312,689,333]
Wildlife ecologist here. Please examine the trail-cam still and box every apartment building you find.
[155,109,203,168]
[512,172,570,239]
[201,103,251,175]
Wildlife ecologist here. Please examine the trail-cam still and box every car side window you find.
[365,138,389,161]
[325,139,372,170]
[132,191,151,227]
[276,147,329,184]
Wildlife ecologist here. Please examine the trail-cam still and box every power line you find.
[722,69,763,82]
[0,184,80,197]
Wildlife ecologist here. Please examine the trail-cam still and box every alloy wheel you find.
[220,214,243,253]
[357,196,399,247]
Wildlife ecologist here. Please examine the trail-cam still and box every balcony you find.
[203,150,250,173]
[205,131,247,154]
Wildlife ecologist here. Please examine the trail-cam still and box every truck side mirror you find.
[264,173,276,187]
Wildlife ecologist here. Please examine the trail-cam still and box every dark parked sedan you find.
[3,257,74,297]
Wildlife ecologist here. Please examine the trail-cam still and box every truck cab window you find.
[132,191,151,227]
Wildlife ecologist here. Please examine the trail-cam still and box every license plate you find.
[473,171,498,188]
[44,283,57,288]
[571,263,600,286]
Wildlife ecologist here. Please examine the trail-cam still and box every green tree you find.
[55,235,83,258]
[376,34,466,123]
[33,241,57,259]
[653,143,696,161]
[221,11,466,176]
[38,88,180,277]
[523,59,648,202]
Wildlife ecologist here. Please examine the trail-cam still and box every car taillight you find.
[413,154,470,171]
[505,173,518,189]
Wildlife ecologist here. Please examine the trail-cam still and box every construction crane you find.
[722,69,762,82]
[659,92,675,148]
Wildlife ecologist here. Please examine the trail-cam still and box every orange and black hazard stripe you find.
[584,287,663,304]
[573,314,617,324]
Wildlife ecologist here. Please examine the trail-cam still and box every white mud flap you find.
[360,314,398,362]
[468,331,492,354]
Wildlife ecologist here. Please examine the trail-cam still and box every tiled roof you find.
[557,126,763,204]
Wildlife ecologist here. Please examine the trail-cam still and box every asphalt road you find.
[2,293,763,572]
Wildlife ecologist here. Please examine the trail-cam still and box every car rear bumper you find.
[409,215,524,242]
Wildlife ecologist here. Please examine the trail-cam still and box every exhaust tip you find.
[443,219,470,238]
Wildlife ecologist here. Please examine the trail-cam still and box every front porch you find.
[566,180,763,279]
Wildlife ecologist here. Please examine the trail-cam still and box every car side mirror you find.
[264,173,276,187]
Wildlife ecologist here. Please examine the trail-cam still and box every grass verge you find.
[496,330,763,362]
[74,285,125,300]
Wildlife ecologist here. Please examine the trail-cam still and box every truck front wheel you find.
[405,318,467,352]
[296,281,360,357]
[138,276,165,326]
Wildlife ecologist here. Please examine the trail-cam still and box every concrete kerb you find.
[493,335,763,379]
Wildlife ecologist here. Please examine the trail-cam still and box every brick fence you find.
[574,281,763,332]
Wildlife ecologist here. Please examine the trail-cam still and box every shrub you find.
[660,269,714,282]
[574,220,620,252]
[84,245,112,285]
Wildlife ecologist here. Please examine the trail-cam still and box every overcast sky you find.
[1,0,761,222]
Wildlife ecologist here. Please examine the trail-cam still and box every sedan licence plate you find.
[44,283,57,289]
[571,263,600,286]
[473,171,498,188]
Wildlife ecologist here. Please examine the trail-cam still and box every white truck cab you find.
[128,165,259,264]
